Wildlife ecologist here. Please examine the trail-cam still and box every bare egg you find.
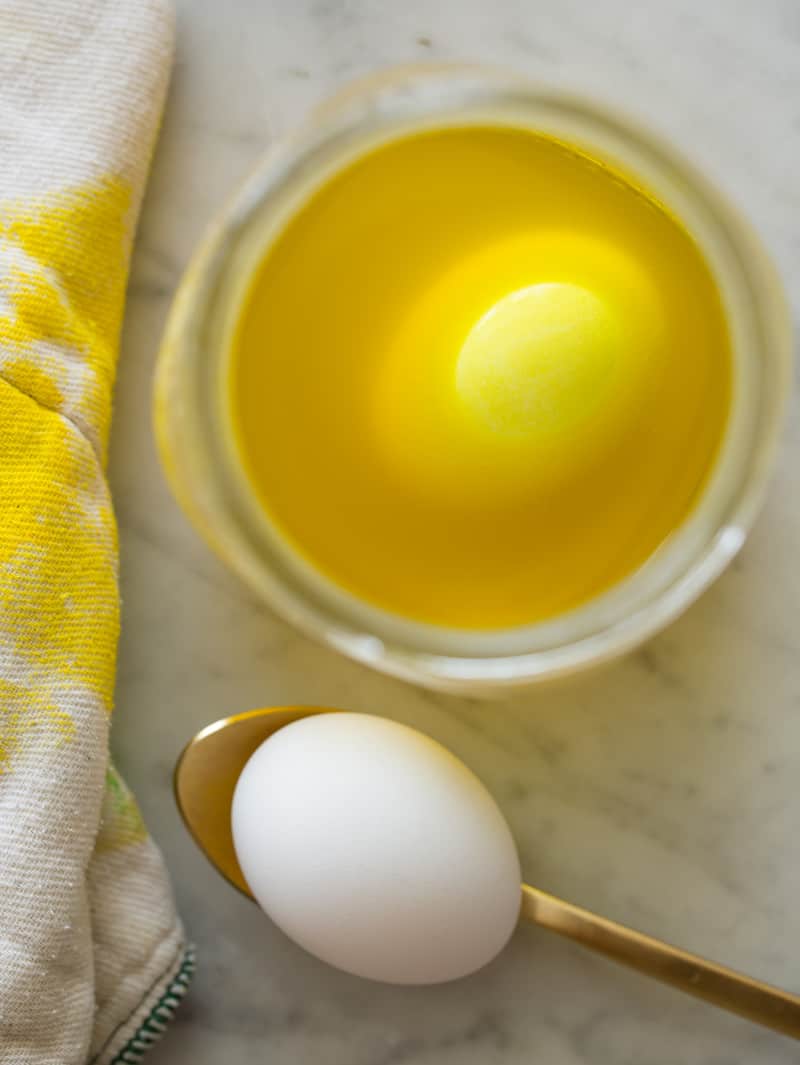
[231,713,522,984]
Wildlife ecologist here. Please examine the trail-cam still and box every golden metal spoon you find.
[175,706,800,1040]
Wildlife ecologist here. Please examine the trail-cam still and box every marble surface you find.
[108,2,800,1062]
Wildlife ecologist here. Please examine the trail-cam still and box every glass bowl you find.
[154,65,791,693]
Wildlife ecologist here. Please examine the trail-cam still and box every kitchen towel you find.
[0,2,192,1063]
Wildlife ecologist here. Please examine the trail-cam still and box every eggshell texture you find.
[231,713,522,984]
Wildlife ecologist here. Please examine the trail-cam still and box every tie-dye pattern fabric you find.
[0,3,191,1063]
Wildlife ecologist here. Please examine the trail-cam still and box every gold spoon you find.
[175,706,800,1040]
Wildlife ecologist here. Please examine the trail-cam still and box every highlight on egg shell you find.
[231,713,523,984]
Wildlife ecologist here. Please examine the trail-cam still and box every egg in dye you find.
[228,126,732,628]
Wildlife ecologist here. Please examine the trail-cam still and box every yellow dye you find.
[0,680,75,773]
[0,178,131,736]
[0,379,119,706]
[229,126,732,629]
[1,353,64,411]
[0,177,132,454]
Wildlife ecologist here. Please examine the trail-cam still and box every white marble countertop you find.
[109,2,800,1062]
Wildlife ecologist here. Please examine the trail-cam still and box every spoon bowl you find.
[175,706,800,1039]
[175,706,336,896]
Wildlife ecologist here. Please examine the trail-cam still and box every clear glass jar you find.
[154,65,791,693]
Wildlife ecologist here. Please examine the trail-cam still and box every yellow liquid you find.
[229,126,732,629]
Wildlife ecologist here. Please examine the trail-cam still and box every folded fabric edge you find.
[99,942,196,1065]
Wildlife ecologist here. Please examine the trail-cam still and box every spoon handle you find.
[520,884,800,1040]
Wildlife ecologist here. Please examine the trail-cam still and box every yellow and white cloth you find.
[0,2,190,1062]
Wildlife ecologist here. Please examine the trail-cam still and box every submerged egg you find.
[456,281,621,440]
[231,713,522,984]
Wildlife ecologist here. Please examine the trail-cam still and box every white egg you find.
[231,712,522,984]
